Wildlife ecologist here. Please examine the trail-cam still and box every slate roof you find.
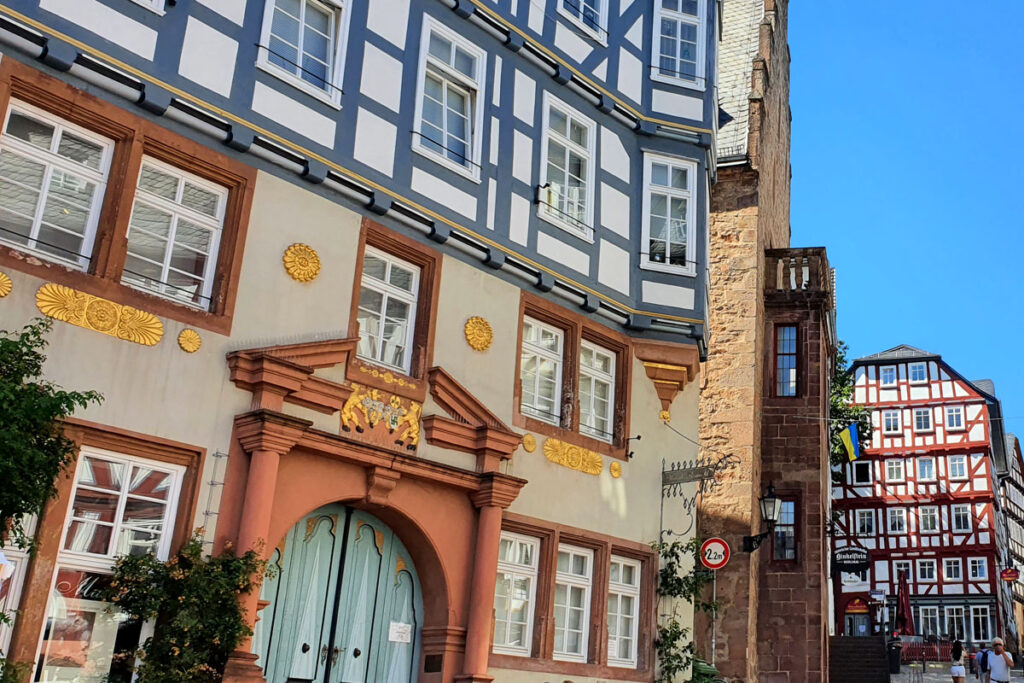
[716,0,763,160]
[971,379,996,398]
[854,345,940,363]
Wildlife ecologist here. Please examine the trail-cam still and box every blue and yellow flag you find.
[840,423,861,462]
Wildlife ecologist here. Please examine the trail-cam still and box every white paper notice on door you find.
[389,621,412,644]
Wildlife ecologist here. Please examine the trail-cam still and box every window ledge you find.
[514,412,627,461]
[411,143,482,184]
[649,71,706,93]
[555,7,608,46]
[489,653,646,681]
[639,261,696,278]
[129,0,167,16]
[536,209,595,243]
[255,60,343,110]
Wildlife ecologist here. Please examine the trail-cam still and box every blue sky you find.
[789,3,1024,436]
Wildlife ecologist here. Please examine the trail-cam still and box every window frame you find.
[256,0,351,107]
[552,543,594,663]
[129,0,166,13]
[968,557,987,581]
[520,316,566,427]
[639,152,698,276]
[946,405,965,431]
[537,93,597,241]
[913,407,933,433]
[651,0,706,90]
[894,560,913,585]
[771,497,798,562]
[918,506,939,534]
[916,456,936,482]
[0,533,31,655]
[607,554,641,669]
[948,455,968,480]
[353,245,422,375]
[946,606,966,641]
[852,460,872,486]
[492,531,540,657]
[919,605,939,636]
[557,0,608,44]
[885,458,905,483]
[908,361,928,384]
[412,17,487,181]
[943,558,962,582]
[772,323,799,398]
[879,365,897,387]
[888,508,907,535]
[882,409,901,435]
[855,509,875,536]
[951,503,972,533]
[971,605,991,642]
[578,339,616,443]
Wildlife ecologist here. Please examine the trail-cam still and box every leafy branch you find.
[829,341,872,468]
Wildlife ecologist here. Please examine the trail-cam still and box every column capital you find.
[234,409,312,456]
[470,472,526,509]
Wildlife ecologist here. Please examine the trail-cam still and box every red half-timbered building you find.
[831,345,1013,646]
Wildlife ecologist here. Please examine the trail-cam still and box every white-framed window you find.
[0,529,32,656]
[949,454,968,480]
[946,405,964,430]
[641,153,697,275]
[971,605,991,642]
[553,544,593,662]
[520,317,564,425]
[917,457,936,482]
[969,557,987,581]
[919,606,939,636]
[558,0,607,42]
[538,94,596,239]
[607,555,640,668]
[885,459,905,483]
[919,506,939,533]
[413,18,486,179]
[888,508,907,534]
[492,532,539,656]
[880,366,897,387]
[653,0,704,87]
[946,606,967,640]
[913,408,932,433]
[952,504,972,533]
[856,509,875,536]
[122,157,227,310]
[355,247,420,373]
[37,448,184,680]
[0,101,113,269]
[894,560,913,584]
[882,410,901,435]
[579,341,616,442]
[908,361,928,384]
[257,0,350,106]
[852,460,872,486]
[944,558,962,581]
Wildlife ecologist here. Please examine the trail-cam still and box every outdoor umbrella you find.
[893,569,915,636]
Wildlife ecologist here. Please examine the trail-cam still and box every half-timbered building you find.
[1000,434,1024,651]
[832,346,1012,647]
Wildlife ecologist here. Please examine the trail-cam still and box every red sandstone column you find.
[222,410,310,683]
[456,475,522,683]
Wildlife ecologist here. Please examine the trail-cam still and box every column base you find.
[454,675,494,683]
[221,651,266,683]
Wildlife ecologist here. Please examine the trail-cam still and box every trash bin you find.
[887,640,902,674]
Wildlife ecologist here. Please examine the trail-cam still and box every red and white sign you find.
[700,538,730,571]
[1001,568,1020,583]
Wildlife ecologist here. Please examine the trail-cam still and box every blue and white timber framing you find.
[0,0,718,353]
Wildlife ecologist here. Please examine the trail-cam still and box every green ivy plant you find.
[0,318,102,550]
[101,532,266,683]
[653,537,721,682]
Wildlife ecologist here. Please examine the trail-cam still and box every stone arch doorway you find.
[253,504,423,682]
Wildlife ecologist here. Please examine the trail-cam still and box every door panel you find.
[331,515,385,683]
[370,559,420,683]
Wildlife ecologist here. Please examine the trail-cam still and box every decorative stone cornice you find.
[469,472,526,509]
[633,339,700,414]
[234,409,312,456]
[365,466,401,505]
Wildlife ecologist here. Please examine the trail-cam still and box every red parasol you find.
[894,569,915,636]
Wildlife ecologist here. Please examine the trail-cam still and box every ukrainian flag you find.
[840,423,861,462]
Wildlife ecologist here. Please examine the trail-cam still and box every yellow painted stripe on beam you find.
[0,3,704,326]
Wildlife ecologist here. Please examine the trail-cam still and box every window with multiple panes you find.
[559,0,605,39]
[355,247,420,373]
[259,0,347,99]
[913,408,932,432]
[969,557,987,580]
[917,457,935,481]
[38,450,183,681]
[607,556,640,668]
[944,558,962,581]
[948,455,968,480]
[0,102,112,268]
[641,153,696,273]
[888,508,907,534]
[880,366,897,387]
[919,507,938,533]
[856,509,874,536]
[946,606,966,640]
[894,560,912,584]
[540,96,595,236]
[946,405,964,430]
[122,158,227,309]
[553,545,593,662]
[0,525,31,656]
[971,606,991,642]
[882,410,901,434]
[772,500,796,561]
[952,504,972,533]
[852,461,872,485]
[885,459,905,483]
[654,0,702,85]
[908,362,927,383]
[774,325,798,397]
[415,21,484,175]
[579,341,615,442]
[492,532,539,656]
[519,317,564,425]
[919,606,939,635]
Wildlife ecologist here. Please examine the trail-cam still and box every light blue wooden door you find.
[255,506,422,683]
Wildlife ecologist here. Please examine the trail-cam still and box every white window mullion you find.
[553,544,593,662]
[539,94,595,239]
[492,532,539,656]
[608,555,640,668]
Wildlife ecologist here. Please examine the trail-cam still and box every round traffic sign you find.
[700,538,730,571]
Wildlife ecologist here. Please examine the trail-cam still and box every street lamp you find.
[743,483,782,553]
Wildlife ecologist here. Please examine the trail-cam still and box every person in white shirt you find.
[987,638,1014,683]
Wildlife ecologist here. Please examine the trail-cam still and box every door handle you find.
[353,647,362,659]
[331,646,343,665]
[320,644,329,665]
[301,643,310,654]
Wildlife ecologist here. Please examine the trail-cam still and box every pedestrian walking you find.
[987,638,1014,683]
[975,642,990,682]
[951,639,966,683]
